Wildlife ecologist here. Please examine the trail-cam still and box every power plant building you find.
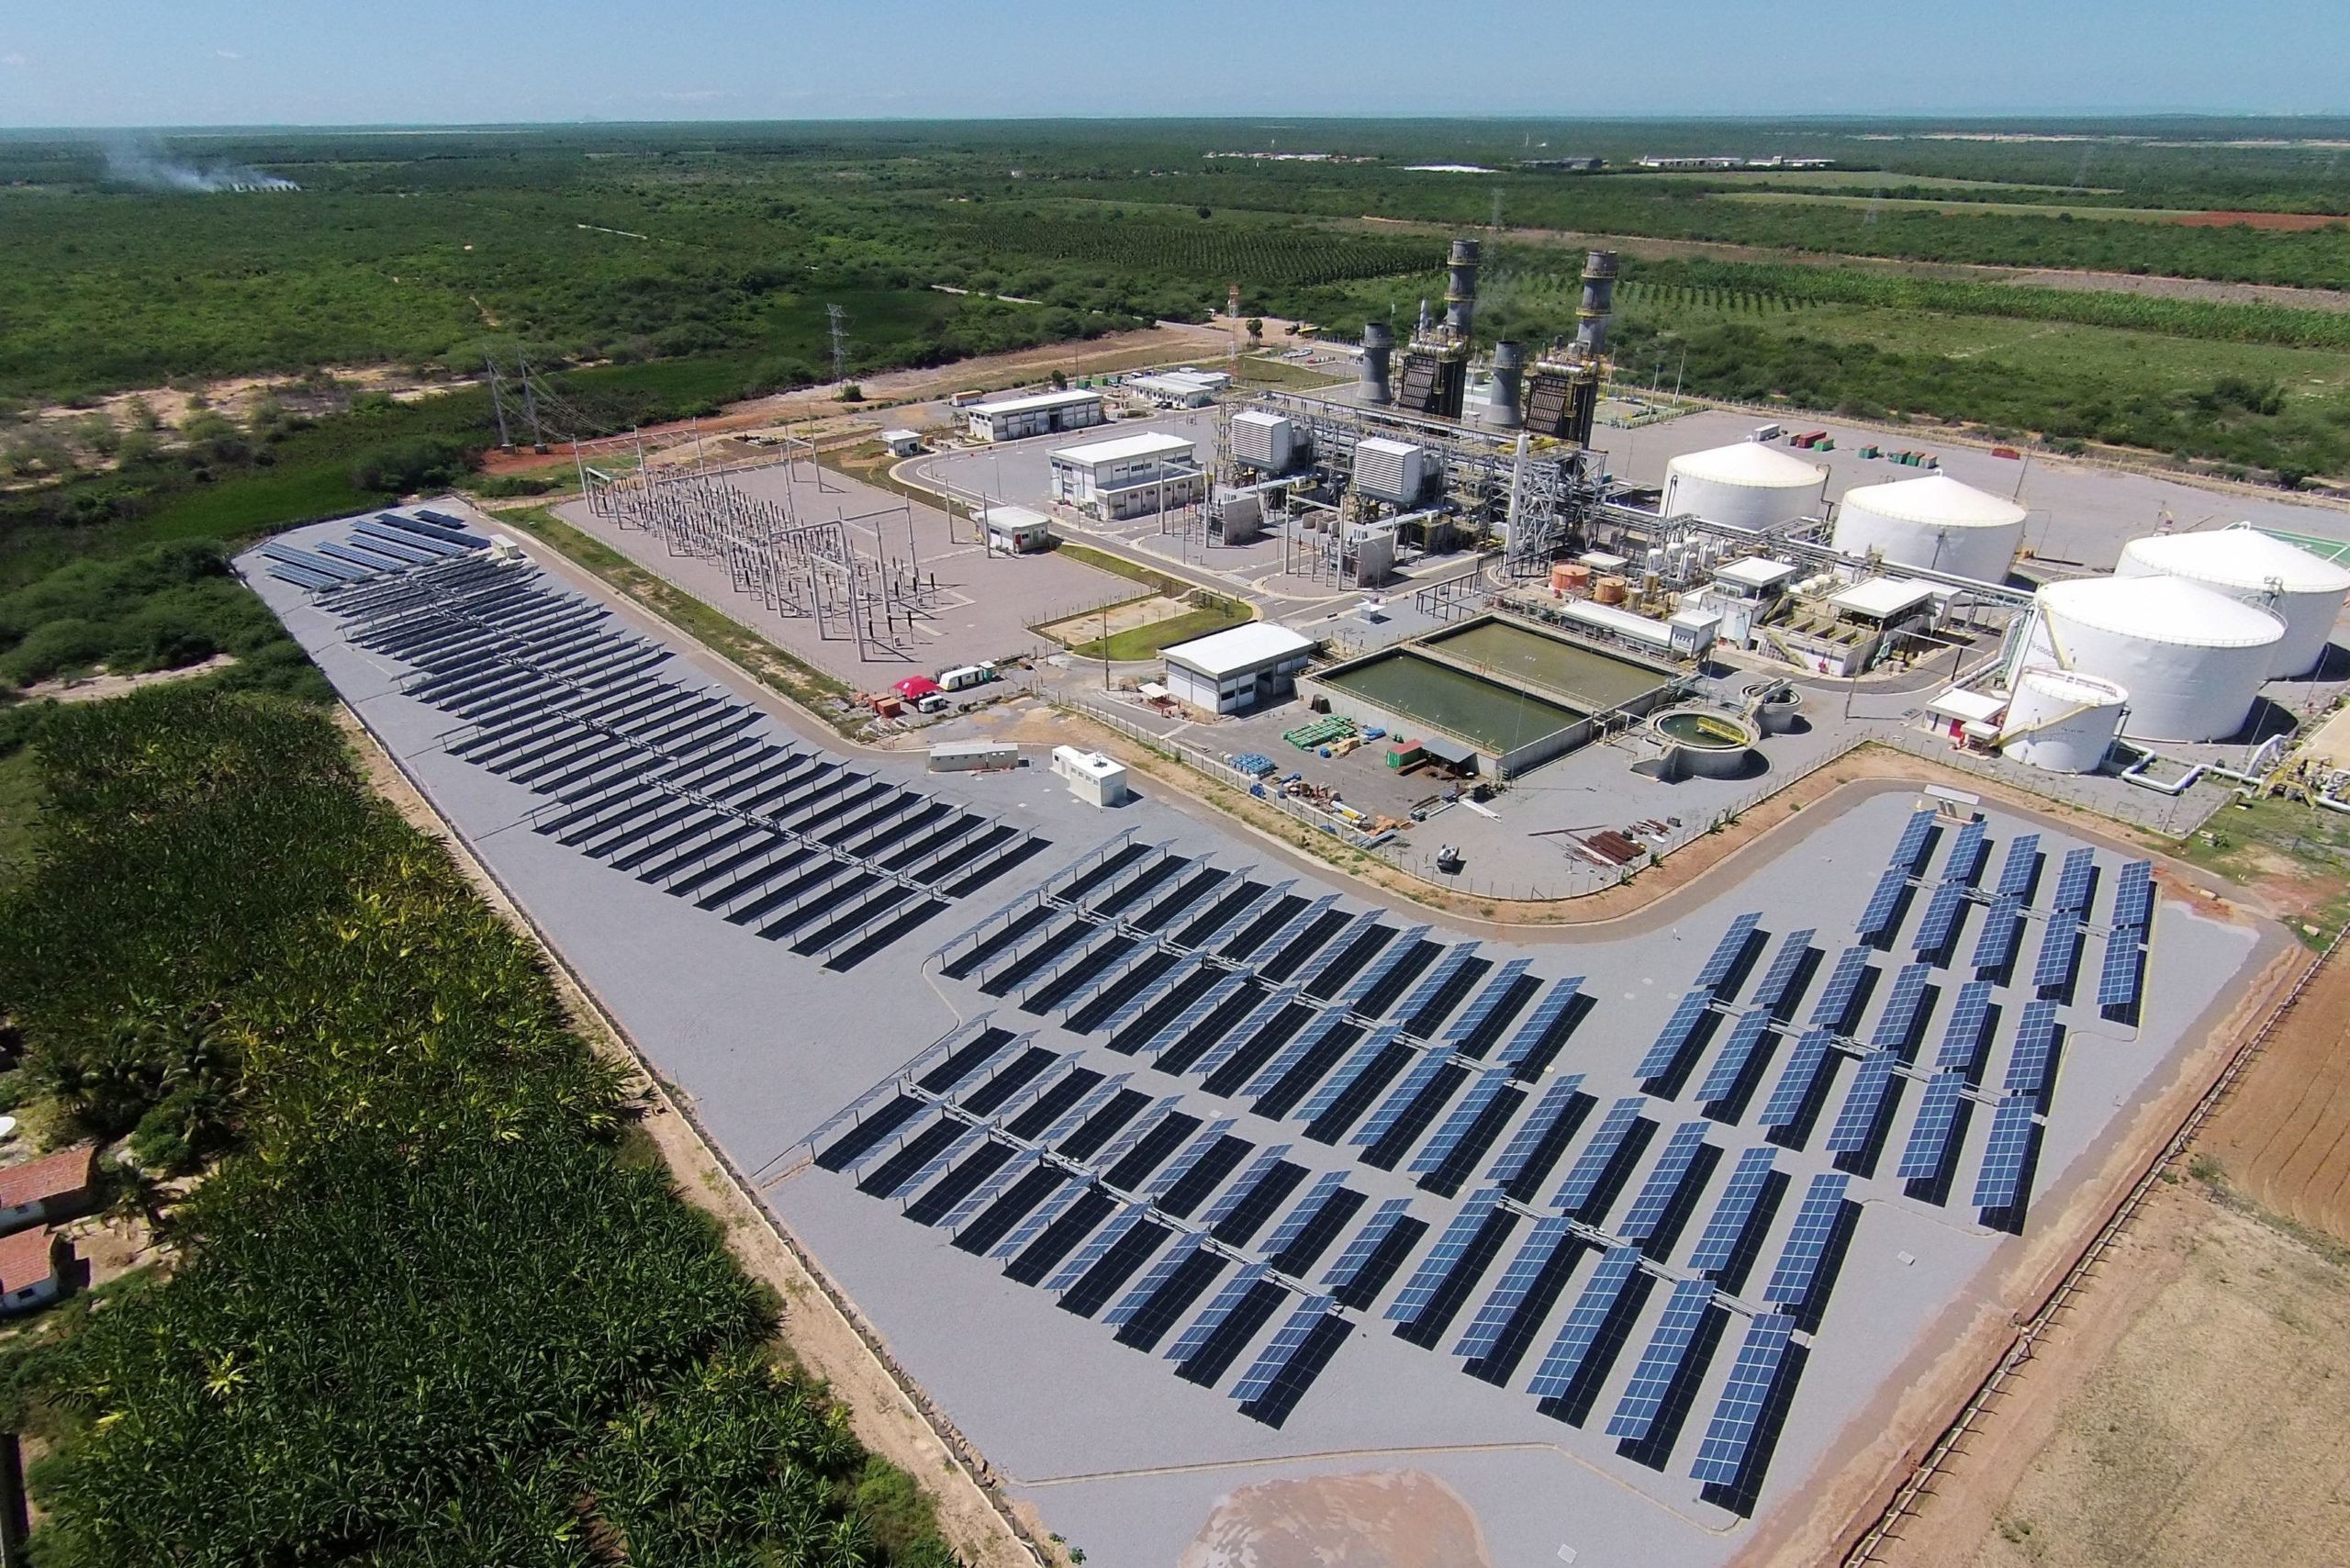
[964,388,1104,442]
[1048,431,1204,521]
[1161,622,1317,714]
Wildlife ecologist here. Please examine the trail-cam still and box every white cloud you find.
[1,53,26,68]
[216,48,241,61]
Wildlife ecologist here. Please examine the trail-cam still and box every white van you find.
[938,664,996,693]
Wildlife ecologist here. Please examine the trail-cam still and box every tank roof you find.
[1666,441,1830,490]
[1839,472,2028,530]
[2038,575,2286,648]
[2121,528,2350,595]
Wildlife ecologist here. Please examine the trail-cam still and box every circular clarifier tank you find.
[1649,709,1762,778]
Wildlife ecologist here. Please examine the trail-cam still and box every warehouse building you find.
[1162,622,1317,714]
[964,388,1104,442]
[1048,431,1206,521]
[1125,369,1231,409]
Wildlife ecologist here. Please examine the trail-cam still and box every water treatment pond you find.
[1422,619,1673,711]
[1321,650,1583,753]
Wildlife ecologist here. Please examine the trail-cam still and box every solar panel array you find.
[316,551,1039,970]
[798,802,2152,1491]
[258,509,488,590]
[2098,860,2155,1011]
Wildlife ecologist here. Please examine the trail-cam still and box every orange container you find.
[1551,563,1593,593]
[1594,576,1629,605]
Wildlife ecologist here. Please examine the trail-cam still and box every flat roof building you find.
[981,503,1053,554]
[965,388,1104,443]
[1049,431,1205,521]
[1162,622,1315,714]
[1126,370,1231,408]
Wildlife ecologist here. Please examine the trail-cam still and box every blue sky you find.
[2,1,2342,127]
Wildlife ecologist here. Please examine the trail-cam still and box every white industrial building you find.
[1230,409,1300,473]
[1662,442,1829,530]
[1051,746,1129,808]
[1832,473,2028,585]
[878,428,924,457]
[2009,575,2284,743]
[1125,369,1230,408]
[2115,527,2350,678]
[964,388,1104,442]
[1353,437,1433,505]
[980,503,1053,554]
[1048,431,1204,521]
[1161,622,1316,714]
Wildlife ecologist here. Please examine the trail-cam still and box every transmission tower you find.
[827,304,848,383]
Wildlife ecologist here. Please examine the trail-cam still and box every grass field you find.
[1643,170,2114,194]
[1069,600,1252,661]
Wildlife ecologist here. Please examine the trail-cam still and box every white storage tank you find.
[1832,473,2028,585]
[2115,528,2350,678]
[2015,576,2284,743]
[1999,668,2129,774]
[1662,442,1829,530]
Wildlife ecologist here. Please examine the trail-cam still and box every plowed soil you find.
[2202,948,2350,1238]
[2173,210,2344,230]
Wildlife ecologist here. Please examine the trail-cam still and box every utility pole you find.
[485,350,512,451]
[828,304,848,383]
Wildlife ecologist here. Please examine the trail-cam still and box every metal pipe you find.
[1360,322,1393,405]
[1576,249,1617,357]
[1486,340,1524,431]
[1445,238,1481,338]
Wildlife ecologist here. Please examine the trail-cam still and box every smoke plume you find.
[101,140,299,194]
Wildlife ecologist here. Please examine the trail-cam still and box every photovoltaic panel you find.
[1896,1071,1971,1181]
[1823,1052,1898,1156]
[1551,1095,1648,1214]
[1136,971,1254,1059]
[1494,976,1586,1072]
[1411,1073,1516,1176]
[1046,1204,1150,1292]
[1689,1313,1798,1486]
[1809,947,1874,1031]
[1260,1170,1351,1260]
[1617,1120,1714,1241]
[1189,987,1300,1082]
[1606,1276,1719,1440]
[1913,881,1972,956]
[990,1178,1085,1260]
[1996,833,2042,899]
[1973,898,2025,973]
[1856,868,1912,942]
[1452,1215,1575,1363]
[1527,1246,1645,1400]
[1757,1029,1837,1129]
[1337,924,1433,1012]
[2110,860,2155,931]
[2052,846,2098,915]
[1245,1014,1355,1100]
[1686,1146,1777,1274]
[1749,929,1818,1014]
[1394,943,1483,1035]
[1199,1147,1296,1228]
[1868,963,1934,1051]
[1445,958,1535,1047]
[1142,1119,1241,1203]
[1352,1052,1454,1148]
[940,1152,1037,1231]
[2097,932,2145,1011]
[1295,1025,1405,1126]
[1695,1011,1777,1106]
[1635,991,1718,1082]
[1164,1265,1273,1365]
[1890,808,1938,873]
[1092,1095,1188,1170]
[1760,1172,1851,1306]
[1384,1188,1506,1324]
[2031,915,2081,991]
[1942,817,1988,887]
[2002,999,2063,1097]
[1933,981,1996,1072]
[1102,1238,1203,1327]
[1228,1295,1337,1405]
[1321,1196,1417,1296]
[1973,1096,2039,1210]
[1695,912,1762,992]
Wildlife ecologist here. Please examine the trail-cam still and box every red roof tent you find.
[0,1147,95,1210]
[894,677,944,700]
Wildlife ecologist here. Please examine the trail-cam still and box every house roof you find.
[1048,431,1197,468]
[0,1227,53,1293]
[1829,577,1939,621]
[968,388,1102,417]
[0,1147,94,1210]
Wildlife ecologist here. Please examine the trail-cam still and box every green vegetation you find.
[2176,791,2350,944]
[0,686,958,1566]
[1069,598,1253,662]
[1047,542,1201,599]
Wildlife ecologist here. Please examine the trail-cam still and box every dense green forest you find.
[0,687,958,1567]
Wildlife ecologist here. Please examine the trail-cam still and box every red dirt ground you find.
[2201,946,2350,1238]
